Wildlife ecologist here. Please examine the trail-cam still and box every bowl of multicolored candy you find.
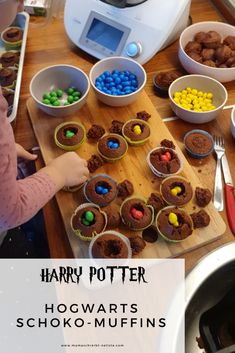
[30,64,90,117]
[89,56,147,107]
[168,74,227,123]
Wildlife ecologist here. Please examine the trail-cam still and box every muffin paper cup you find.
[122,119,151,146]
[183,129,214,158]
[88,230,132,259]
[1,27,23,50]
[83,173,117,207]
[97,133,128,162]
[120,195,155,231]
[54,121,86,151]
[155,205,193,243]
[160,175,194,206]
[70,202,107,241]
[146,147,183,178]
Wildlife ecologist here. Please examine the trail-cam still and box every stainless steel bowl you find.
[185,242,235,353]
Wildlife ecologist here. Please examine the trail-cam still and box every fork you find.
[213,135,225,211]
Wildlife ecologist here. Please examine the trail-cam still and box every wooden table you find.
[14,0,235,271]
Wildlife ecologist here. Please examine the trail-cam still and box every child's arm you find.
[0,90,89,231]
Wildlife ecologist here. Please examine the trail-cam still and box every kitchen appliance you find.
[221,154,235,235]
[64,0,192,64]
[168,242,235,353]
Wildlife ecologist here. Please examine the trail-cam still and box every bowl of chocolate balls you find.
[178,21,235,83]
[89,56,147,107]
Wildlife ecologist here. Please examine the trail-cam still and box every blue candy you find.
[101,188,109,195]
[95,70,139,96]
[96,186,103,194]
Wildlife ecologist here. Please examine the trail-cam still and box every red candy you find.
[131,208,144,220]
[160,151,171,162]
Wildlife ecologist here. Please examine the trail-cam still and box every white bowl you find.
[231,106,235,139]
[30,64,90,117]
[169,74,227,124]
[178,21,235,83]
[89,56,146,107]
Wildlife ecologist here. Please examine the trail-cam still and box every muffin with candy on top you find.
[97,133,128,162]
[54,121,86,151]
[84,174,117,207]
[122,118,151,146]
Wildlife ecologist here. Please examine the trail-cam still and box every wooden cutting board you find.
[27,90,226,259]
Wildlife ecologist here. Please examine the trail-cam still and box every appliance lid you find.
[100,0,147,8]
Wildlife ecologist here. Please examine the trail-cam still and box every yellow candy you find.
[170,186,182,196]
[133,125,142,135]
[169,212,178,225]
[192,89,198,95]
[174,92,181,97]
[182,89,187,95]
[197,91,203,97]
[186,87,191,92]
[173,221,179,227]
[207,92,213,99]
[174,97,180,104]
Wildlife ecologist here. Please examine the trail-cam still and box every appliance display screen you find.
[86,18,124,52]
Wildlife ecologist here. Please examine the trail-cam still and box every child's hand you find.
[15,143,37,161]
[43,152,89,189]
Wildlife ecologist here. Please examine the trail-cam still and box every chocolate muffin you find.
[109,120,124,135]
[87,154,104,173]
[54,121,86,151]
[190,209,210,228]
[97,133,128,162]
[184,130,213,158]
[2,27,23,43]
[148,147,181,176]
[90,232,131,259]
[117,179,134,198]
[135,110,151,121]
[2,88,14,107]
[120,197,154,230]
[156,206,193,242]
[122,119,151,145]
[87,124,105,140]
[130,236,146,255]
[0,51,20,67]
[0,67,17,87]
[71,204,107,240]
[84,174,117,207]
[195,187,212,207]
[161,176,193,206]
[147,192,165,213]
[153,70,182,97]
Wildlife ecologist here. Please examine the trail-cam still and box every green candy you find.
[50,96,57,104]
[67,95,74,104]
[67,87,75,95]
[65,130,75,138]
[50,91,57,97]
[52,100,60,106]
[85,211,94,222]
[73,96,80,102]
[64,101,69,106]
[82,218,90,226]
[43,99,50,105]
[56,89,63,97]
[72,91,81,97]
[43,93,51,100]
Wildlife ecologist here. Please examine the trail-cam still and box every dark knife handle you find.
[224,184,235,235]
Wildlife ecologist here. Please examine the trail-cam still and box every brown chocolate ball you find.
[215,45,232,65]
[187,51,203,63]
[202,31,221,49]
[223,35,235,50]
[194,31,207,43]
[130,236,146,255]
[203,60,216,67]
[185,41,202,53]
[201,48,215,61]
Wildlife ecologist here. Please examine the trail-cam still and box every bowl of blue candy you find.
[89,56,147,107]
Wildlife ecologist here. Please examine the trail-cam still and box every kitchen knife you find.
[221,154,235,235]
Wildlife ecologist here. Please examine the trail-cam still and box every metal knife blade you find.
[221,153,235,235]
[222,154,233,185]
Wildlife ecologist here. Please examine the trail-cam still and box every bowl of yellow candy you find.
[168,74,227,123]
